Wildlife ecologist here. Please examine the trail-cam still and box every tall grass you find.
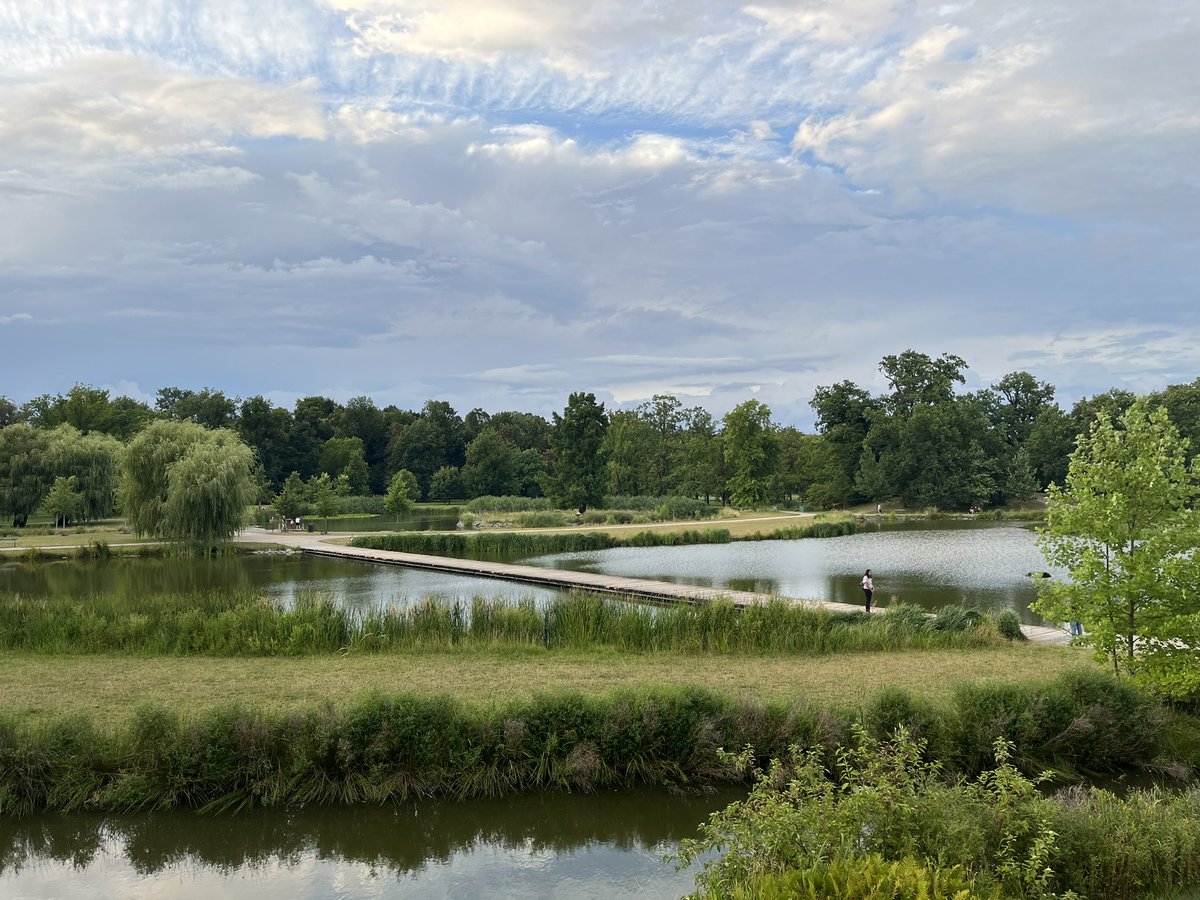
[0,591,1008,656]
[0,671,1182,815]
[352,528,735,557]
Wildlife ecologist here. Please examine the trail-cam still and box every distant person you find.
[861,568,874,613]
[1069,620,1084,636]
[876,503,882,515]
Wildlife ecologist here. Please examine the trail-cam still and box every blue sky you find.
[1,0,1197,426]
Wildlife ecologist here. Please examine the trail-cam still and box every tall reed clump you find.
[0,672,1184,817]
[738,518,857,541]
[0,591,1007,656]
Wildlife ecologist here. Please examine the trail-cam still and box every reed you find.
[0,590,1010,656]
[0,671,1182,816]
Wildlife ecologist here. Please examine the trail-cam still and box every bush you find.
[721,855,991,900]
[995,610,1025,641]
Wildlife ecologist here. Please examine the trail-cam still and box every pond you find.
[1,520,1059,620]
[0,787,738,899]
[523,520,1058,621]
[0,553,564,611]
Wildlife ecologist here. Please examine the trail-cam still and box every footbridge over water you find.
[234,529,1072,645]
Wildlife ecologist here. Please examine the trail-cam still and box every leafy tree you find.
[46,425,121,520]
[1149,377,1200,464]
[428,466,463,502]
[290,395,344,478]
[340,396,390,492]
[987,371,1056,446]
[42,475,83,528]
[308,473,340,532]
[385,469,418,516]
[318,436,370,494]
[461,429,520,497]
[155,387,239,429]
[602,410,654,496]
[1004,446,1040,502]
[388,401,466,498]
[238,396,296,489]
[879,350,967,416]
[675,408,724,503]
[1025,406,1075,489]
[1034,401,1200,698]
[637,394,684,495]
[1069,389,1136,435]
[120,420,255,544]
[273,471,311,520]
[811,380,877,505]
[0,424,52,526]
[489,411,552,451]
[722,400,778,507]
[546,392,609,511]
[0,396,17,428]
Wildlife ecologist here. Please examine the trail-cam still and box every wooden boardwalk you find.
[236,529,1072,645]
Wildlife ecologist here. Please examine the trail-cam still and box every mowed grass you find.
[0,643,1096,728]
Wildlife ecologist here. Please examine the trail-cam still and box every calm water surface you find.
[525,520,1059,621]
[0,554,564,611]
[0,787,737,899]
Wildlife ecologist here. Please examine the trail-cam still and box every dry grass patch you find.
[0,644,1096,728]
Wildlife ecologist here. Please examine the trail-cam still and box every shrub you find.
[995,610,1025,641]
[465,496,554,513]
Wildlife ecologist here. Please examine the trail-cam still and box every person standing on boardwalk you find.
[861,569,874,612]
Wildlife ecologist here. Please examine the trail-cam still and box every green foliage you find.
[41,476,83,528]
[428,465,463,501]
[466,495,555,512]
[0,424,52,526]
[546,392,609,511]
[318,436,370,494]
[679,722,1200,900]
[722,400,778,507]
[272,471,310,519]
[1034,399,1200,698]
[385,469,418,515]
[353,528,736,557]
[996,610,1025,641]
[120,420,255,545]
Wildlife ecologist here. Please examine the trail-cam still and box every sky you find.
[1,0,1198,427]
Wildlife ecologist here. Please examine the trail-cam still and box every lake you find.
[0,787,738,899]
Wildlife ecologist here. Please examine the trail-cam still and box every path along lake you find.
[1,519,1058,621]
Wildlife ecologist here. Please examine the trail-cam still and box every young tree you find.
[273,471,311,521]
[1033,401,1200,698]
[43,475,83,528]
[545,392,609,511]
[385,469,418,516]
[308,473,340,533]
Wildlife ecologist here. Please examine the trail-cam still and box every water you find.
[0,554,564,611]
[0,787,737,899]
[524,520,1058,621]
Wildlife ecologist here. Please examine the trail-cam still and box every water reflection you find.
[527,520,1060,622]
[0,788,737,899]
[0,554,565,611]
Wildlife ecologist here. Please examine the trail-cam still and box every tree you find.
[156,387,239,429]
[428,466,463,502]
[120,420,255,545]
[308,473,340,532]
[810,380,877,505]
[987,371,1056,447]
[340,396,390,492]
[318,436,370,494]
[675,408,724,504]
[1004,446,1039,502]
[385,469,418,516]
[602,410,654,496]
[1033,401,1200,698]
[722,400,778,507]
[461,429,520,497]
[545,392,609,511]
[43,475,83,528]
[878,351,967,416]
[0,396,17,428]
[637,394,684,494]
[46,425,122,521]
[0,424,52,526]
[273,471,311,521]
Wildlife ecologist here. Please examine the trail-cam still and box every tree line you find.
[3,350,1200,528]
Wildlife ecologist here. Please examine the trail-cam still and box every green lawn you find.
[0,643,1096,728]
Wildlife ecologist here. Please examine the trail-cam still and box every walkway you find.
[234,530,1072,645]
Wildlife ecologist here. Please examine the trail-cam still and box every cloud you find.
[0,313,33,325]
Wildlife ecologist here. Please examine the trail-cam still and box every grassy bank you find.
[0,590,1012,656]
[351,517,855,558]
[0,645,1094,728]
[0,670,1184,816]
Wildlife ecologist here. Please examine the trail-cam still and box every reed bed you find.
[0,670,1179,815]
[351,528,735,557]
[0,590,1010,656]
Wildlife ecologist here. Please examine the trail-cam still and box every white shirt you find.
[862,575,873,591]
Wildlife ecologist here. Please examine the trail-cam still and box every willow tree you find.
[47,425,121,521]
[1034,400,1200,698]
[120,420,255,545]
[0,424,52,526]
